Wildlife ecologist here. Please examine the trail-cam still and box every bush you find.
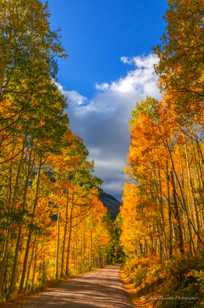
[130,266,147,287]
[157,257,204,308]
[123,257,161,287]
[123,255,204,307]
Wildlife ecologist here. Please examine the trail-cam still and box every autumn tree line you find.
[120,0,204,305]
[0,0,110,301]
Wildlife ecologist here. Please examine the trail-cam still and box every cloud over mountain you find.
[59,54,160,198]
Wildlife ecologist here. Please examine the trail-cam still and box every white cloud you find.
[66,90,87,106]
[97,54,159,96]
[59,54,160,198]
[95,82,110,91]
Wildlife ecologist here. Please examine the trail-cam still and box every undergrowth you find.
[122,255,204,308]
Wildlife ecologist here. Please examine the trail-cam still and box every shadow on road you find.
[1,266,134,308]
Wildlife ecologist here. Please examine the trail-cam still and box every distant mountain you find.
[99,191,120,219]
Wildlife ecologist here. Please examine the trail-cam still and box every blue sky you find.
[47,0,167,198]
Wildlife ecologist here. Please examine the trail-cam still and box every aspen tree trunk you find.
[83,229,86,270]
[60,188,69,277]
[157,167,168,259]
[0,161,13,285]
[19,157,42,292]
[10,149,33,293]
[55,209,60,280]
[0,243,9,295]
[0,141,25,295]
[171,171,185,254]
[80,228,85,271]
[167,142,204,247]
[25,237,36,290]
[185,145,201,250]
[65,202,74,275]
[192,143,204,189]
[90,230,93,268]
[31,244,38,288]
[192,142,204,225]
[195,139,204,165]
[11,146,25,208]
[166,165,173,258]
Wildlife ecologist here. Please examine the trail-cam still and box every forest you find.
[120,1,204,307]
[0,0,204,307]
[0,0,113,302]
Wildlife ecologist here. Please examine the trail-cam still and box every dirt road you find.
[2,266,134,308]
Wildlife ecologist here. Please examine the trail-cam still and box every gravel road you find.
[2,265,134,308]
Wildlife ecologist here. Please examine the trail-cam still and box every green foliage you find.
[105,214,125,264]
[157,257,204,308]
[0,0,110,302]
[130,97,159,124]
[130,266,147,288]
[123,256,204,307]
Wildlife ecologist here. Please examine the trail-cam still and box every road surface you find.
[2,266,134,308]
